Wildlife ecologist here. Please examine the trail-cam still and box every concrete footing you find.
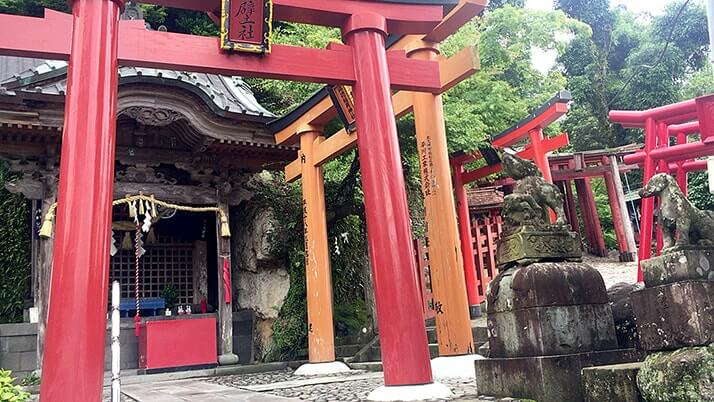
[293,361,351,376]
[367,383,452,401]
[218,353,239,366]
[430,354,484,379]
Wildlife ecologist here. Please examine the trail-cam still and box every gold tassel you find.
[122,232,133,250]
[39,211,55,238]
[139,199,145,215]
[128,200,136,219]
[147,227,157,244]
[220,212,231,237]
[151,196,157,216]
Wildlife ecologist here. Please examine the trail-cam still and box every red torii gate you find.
[610,93,714,281]
[451,91,571,314]
[0,0,460,399]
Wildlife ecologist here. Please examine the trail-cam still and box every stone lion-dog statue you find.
[639,173,714,250]
[502,153,567,227]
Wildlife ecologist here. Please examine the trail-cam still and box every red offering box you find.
[138,315,217,371]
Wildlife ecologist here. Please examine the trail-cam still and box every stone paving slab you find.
[122,379,298,401]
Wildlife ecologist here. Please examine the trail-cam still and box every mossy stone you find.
[637,344,714,402]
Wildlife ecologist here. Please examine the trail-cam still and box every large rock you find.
[608,282,644,348]
[582,362,644,402]
[487,262,617,358]
[631,281,714,351]
[637,344,714,402]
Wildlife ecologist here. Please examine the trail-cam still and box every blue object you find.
[118,298,165,317]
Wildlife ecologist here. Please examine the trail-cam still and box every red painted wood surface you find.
[0,13,442,92]
[39,0,122,400]
[453,163,482,308]
[139,317,217,370]
[345,17,432,386]
[470,210,502,303]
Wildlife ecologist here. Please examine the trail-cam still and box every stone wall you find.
[0,323,37,380]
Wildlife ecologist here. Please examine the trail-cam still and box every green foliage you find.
[0,162,30,324]
[686,171,714,211]
[0,370,30,402]
[161,285,177,309]
[246,23,341,116]
[18,372,39,388]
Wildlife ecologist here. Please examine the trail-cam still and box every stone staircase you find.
[344,317,489,368]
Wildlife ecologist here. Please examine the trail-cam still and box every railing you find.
[470,209,503,303]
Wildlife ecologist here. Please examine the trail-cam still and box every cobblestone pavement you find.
[583,255,638,289]
[208,369,517,402]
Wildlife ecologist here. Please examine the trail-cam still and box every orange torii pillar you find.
[293,126,350,375]
[408,40,475,363]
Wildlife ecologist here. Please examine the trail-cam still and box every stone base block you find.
[474,349,643,402]
[218,353,239,366]
[641,248,714,286]
[367,382,452,401]
[488,304,618,358]
[496,228,581,268]
[631,281,714,351]
[293,361,351,376]
[582,362,643,402]
[430,354,485,379]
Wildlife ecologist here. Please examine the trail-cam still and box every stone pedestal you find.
[631,280,714,351]
[474,349,643,402]
[496,226,581,269]
[475,260,627,401]
[486,262,618,358]
[641,248,714,286]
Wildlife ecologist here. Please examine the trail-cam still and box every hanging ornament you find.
[136,231,146,258]
[110,230,118,256]
[146,227,157,244]
[128,200,137,220]
[142,201,153,233]
[122,231,133,250]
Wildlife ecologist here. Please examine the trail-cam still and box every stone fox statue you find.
[639,173,714,250]
[502,153,567,226]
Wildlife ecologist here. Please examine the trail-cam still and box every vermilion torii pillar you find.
[39,0,124,400]
[407,39,474,357]
[298,126,338,368]
[343,14,434,385]
[272,2,484,374]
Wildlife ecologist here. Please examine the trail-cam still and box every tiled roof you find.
[467,187,504,210]
[0,56,275,121]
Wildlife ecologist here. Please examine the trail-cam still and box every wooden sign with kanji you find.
[221,0,272,53]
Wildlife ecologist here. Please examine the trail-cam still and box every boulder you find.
[608,282,644,348]
[637,344,714,402]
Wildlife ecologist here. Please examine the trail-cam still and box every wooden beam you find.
[0,13,442,92]
[285,157,302,183]
[314,130,357,167]
[492,102,569,147]
[144,0,443,34]
[439,46,479,92]
[274,97,336,145]
[460,133,570,184]
[425,0,487,43]
[283,89,417,181]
